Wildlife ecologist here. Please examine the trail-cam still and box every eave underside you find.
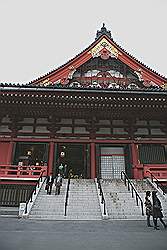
[0,88,167,141]
[0,88,167,119]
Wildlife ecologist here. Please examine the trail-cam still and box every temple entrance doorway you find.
[100,146,126,179]
[55,143,90,178]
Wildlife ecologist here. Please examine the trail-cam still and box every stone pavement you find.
[0,218,166,250]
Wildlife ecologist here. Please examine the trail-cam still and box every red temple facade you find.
[0,24,167,184]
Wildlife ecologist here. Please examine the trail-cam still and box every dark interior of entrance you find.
[13,142,48,166]
[56,144,89,178]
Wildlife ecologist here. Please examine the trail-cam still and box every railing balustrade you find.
[97,177,106,215]
[0,164,47,178]
[64,177,70,216]
[146,170,167,194]
[121,171,144,216]
[143,164,167,179]
[0,184,33,207]
[24,170,45,214]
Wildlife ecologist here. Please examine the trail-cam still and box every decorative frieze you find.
[89,38,121,59]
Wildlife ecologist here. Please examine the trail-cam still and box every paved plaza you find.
[0,218,166,250]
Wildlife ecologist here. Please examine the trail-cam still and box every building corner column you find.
[90,142,96,179]
[131,143,142,179]
[48,142,55,176]
[7,141,15,164]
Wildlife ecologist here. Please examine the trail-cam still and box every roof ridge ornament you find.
[96,23,112,40]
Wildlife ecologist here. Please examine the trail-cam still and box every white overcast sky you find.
[0,0,167,84]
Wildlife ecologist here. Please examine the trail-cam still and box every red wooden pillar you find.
[48,142,55,176]
[131,143,142,179]
[131,143,138,165]
[90,142,96,179]
[7,141,14,164]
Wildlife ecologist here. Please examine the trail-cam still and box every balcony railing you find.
[143,164,167,180]
[0,165,47,179]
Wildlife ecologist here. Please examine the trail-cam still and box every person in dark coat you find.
[144,191,153,227]
[152,191,167,230]
[55,173,63,195]
[45,174,54,195]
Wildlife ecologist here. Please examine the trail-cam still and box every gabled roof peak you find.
[96,23,112,40]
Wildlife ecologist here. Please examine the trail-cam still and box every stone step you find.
[29,216,65,220]
[31,212,64,215]
[0,207,18,216]
[108,216,145,220]
[64,216,102,220]
[66,207,101,211]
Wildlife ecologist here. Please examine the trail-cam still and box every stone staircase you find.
[29,179,101,220]
[66,179,102,220]
[28,177,167,221]
[102,178,167,220]
[101,179,146,220]
[29,179,67,220]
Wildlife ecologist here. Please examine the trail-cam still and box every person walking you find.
[45,174,54,195]
[152,191,167,230]
[55,173,63,195]
[144,191,153,227]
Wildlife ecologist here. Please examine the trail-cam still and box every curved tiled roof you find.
[111,38,166,80]
[28,25,166,85]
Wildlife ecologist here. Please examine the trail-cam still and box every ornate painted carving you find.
[99,48,110,60]
[39,78,53,86]
[134,68,161,88]
[134,68,143,82]
[161,82,167,89]
[89,38,121,59]
[60,77,69,85]
[68,66,76,79]
[53,79,61,85]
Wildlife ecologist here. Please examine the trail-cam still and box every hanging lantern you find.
[60,151,65,158]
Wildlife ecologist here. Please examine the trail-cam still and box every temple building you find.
[0,24,167,193]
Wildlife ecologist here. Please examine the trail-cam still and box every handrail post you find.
[22,169,44,216]
[64,177,70,216]
[136,193,138,206]
[30,192,33,202]
[101,194,104,204]
[121,171,144,216]
[97,177,106,217]
[34,186,36,195]
[146,170,166,195]
[104,201,106,215]
[141,202,144,216]
[25,202,28,214]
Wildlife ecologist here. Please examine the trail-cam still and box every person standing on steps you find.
[152,191,167,230]
[58,163,64,176]
[55,173,63,195]
[45,173,54,195]
[144,191,153,227]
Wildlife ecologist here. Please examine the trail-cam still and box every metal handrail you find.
[146,170,166,195]
[121,171,144,216]
[64,177,70,216]
[24,170,45,214]
[97,177,106,215]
